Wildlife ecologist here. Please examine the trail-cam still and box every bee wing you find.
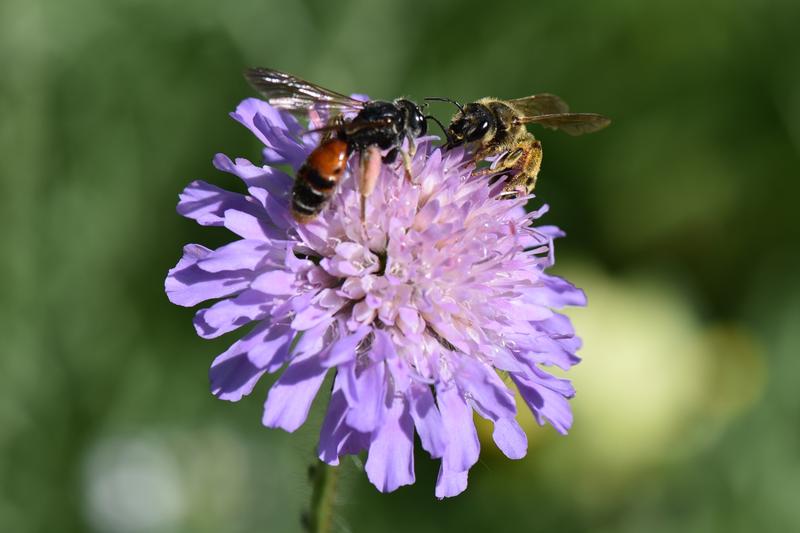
[244,68,367,114]
[516,113,611,136]
[508,94,571,116]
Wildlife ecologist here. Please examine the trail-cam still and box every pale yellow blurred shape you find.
[699,324,766,421]
[684,324,767,456]
[565,264,711,470]
[543,262,764,504]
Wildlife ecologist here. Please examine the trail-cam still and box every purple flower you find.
[165,98,586,498]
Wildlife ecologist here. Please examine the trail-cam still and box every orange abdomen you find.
[291,138,350,222]
[306,138,349,179]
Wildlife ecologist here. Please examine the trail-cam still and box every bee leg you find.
[524,140,543,193]
[473,145,497,163]
[472,150,514,179]
[386,144,413,182]
[359,146,382,222]
[473,161,505,179]
[407,136,417,158]
[509,141,542,195]
[400,149,414,183]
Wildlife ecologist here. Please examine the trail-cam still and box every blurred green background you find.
[2,0,799,531]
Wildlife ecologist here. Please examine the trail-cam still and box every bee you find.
[245,68,433,223]
[427,95,610,195]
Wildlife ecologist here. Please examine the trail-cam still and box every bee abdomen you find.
[291,177,327,220]
[302,166,339,191]
[291,138,349,222]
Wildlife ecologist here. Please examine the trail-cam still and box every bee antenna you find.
[424,96,464,113]
[425,114,453,146]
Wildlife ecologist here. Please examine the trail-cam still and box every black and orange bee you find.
[245,68,433,222]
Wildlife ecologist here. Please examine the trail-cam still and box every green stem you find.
[304,460,340,533]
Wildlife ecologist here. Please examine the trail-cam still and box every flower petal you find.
[209,322,273,401]
[166,244,250,307]
[223,209,286,241]
[412,198,440,231]
[230,98,301,147]
[291,291,345,331]
[543,274,587,306]
[408,384,447,458]
[253,112,307,167]
[246,324,295,371]
[322,326,370,367]
[455,357,516,422]
[505,300,554,322]
[290,319,332,360]
[365,395,415,493]
[436,384,479,473]
[212,153,292,195]
[264,194,293,229]
[262,351,330,432]
[177,180,261,226]
[193,290,272,339]
[197,240,274,273]
[435,467,468,499]
[492,418,527,459]
[317,377,370,465]
[250,270,298,295]
[512,373,574,435]
[345,361,386,433]
[509,314,582,371]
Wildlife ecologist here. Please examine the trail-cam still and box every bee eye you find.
[411,109,427,136]
[466,119,490,142]
[416,113,427,136]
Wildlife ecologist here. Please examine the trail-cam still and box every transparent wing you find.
[244,68,366,113]
[517,113,611,136]
[508,94,570,116]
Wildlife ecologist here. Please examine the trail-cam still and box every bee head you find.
[396,99,428,138]
[447,103,493,147]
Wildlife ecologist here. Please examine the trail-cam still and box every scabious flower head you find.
[166,97,586,498]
